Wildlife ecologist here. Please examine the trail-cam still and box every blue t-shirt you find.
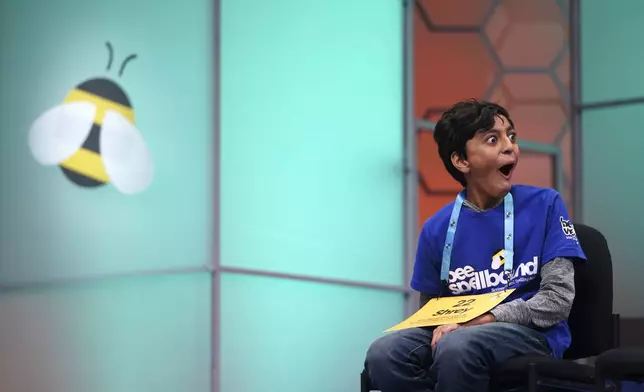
[410,185,586,359]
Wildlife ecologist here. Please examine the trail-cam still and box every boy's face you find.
[454,115,519,197]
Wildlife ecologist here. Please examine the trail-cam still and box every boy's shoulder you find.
[512,184,557,196]
[419,199,455,237]
[419,185,562,235]
[511,184,562,207]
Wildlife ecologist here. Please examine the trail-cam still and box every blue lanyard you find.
[440,191,515,284]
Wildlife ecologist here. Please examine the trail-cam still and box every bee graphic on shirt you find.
[491,249,506,270]
[28,42,154,195]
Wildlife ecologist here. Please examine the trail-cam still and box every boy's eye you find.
[509,133,517,142]
[486,136,497,144]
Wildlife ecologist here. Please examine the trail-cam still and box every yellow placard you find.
[385,289,516,332]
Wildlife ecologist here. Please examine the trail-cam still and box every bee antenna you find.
[119,54,137,77]
[105,41,114,71]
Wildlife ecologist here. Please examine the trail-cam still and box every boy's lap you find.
[436,322,551,357]
[368,323,550,365]
[368,327,433,358]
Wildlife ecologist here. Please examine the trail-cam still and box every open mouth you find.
[498,163,515,178]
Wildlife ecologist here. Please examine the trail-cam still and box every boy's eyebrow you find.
[491,125,515,133]
[476,126,514,139]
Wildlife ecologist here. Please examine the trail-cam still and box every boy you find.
[364,99,586,392]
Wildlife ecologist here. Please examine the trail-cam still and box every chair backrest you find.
[563,222,615,359]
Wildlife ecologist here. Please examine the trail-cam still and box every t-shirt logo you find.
[447,249,539,295]
[491,249,505,270]
[560,216,577,240]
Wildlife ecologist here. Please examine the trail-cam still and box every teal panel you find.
[220,273,405,392]
[0,0,213,282]
[582,107,643,317]
[220,0,405,285]
[0,273,211,392]
[581,0,644,103]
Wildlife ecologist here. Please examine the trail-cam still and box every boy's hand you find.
[431,323,461,350]
[463,313,496,327]
[431,313,497,350]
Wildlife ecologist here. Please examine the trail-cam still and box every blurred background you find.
[0,0,642,391]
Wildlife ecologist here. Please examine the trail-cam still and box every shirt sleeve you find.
[489,257,575,328]
[541,191,587,264]
[410,224,442,295]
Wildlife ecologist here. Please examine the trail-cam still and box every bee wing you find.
[28,102,96,165]
[100,110,154,194]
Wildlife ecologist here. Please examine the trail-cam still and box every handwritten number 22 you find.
[453,299,475,308]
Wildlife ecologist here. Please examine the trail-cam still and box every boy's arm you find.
[489,257,575,328]
[419,258,574,328]
[487,190,583,328]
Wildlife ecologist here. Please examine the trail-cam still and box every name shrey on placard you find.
[384,289,515,332]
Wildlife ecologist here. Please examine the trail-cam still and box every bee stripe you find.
[60,148,110,183]
[64,89,135,125]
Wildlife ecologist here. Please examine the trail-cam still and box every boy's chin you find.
[495,179,513,195]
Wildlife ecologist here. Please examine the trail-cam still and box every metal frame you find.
[570,0,582,220]
[403,0,417,318]
[211,0,221,390]
[0,265,213,293]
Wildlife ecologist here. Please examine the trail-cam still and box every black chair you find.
[595,331,644,391]
[360,223,619,392]
[490,223,617,392]
[360,368,371,392]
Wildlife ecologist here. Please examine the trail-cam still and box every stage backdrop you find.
[0,0,406,391]
[0,0,213,391]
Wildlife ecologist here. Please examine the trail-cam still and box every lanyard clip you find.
[504,270,513,290]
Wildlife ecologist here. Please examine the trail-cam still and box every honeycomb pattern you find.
[489,74,568,144]
[414,0,573,227]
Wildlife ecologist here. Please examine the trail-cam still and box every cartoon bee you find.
[28,42,154,195]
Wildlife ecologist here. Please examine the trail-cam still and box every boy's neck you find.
[465,187,506,210]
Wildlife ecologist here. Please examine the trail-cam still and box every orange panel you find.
[425,111,443,123]
[512,153,554,189]
[503,74,561,101]
[485,0,566,68]
[489,74,568,143]
[510,104,567,144]
[418,0,493,27]
[414,12,497,117]
[489,83,511,107]
[413,0,575,224]
[417,131,462,193]
[417,193,457,233]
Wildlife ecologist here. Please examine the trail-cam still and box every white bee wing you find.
[100,110,154,195]
[28,102,96,165]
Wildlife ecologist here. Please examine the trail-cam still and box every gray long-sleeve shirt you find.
[489,257,575,328]
[418,199,576,329]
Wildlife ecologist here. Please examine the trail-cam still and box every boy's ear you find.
[451,152,470,175]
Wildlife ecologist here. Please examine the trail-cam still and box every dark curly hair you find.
[433,99,514,187]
